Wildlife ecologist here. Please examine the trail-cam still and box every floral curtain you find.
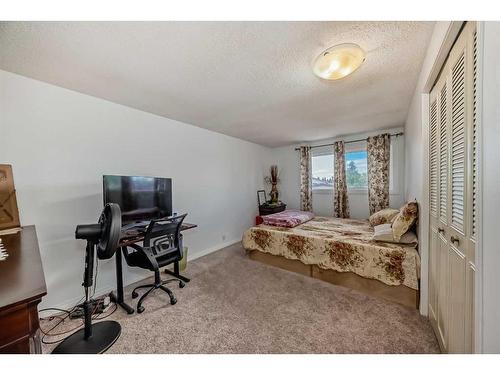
[299,146,312,211]
[333,141,350,218]
[367,134,391,215]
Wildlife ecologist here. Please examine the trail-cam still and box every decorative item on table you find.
[264,165,280,204]
[0,238,8,261]
[257,190,267,207]
[0,164,21,234]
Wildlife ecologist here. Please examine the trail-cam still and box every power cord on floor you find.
[39,297,85,345]
[39,294,117,345]
[93,301,118,320]
[40,255,108,345]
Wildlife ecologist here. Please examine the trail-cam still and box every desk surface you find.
[0,226,47,311]
[119,222,197,247]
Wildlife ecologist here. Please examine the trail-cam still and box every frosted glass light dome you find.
[313,43,365,80]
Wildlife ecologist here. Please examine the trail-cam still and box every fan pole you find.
[52,203,122,354]
[83,241,95,340]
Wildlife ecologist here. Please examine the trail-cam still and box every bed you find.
[242,216,420,308]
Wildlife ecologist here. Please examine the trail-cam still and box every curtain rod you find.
[293,132,404,151]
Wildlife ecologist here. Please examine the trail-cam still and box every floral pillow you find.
[369,208,400,227]
[392,201,419,241]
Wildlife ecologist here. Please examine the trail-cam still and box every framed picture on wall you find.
[257,190,267,207]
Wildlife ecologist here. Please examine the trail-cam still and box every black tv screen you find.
[103,175,172,224]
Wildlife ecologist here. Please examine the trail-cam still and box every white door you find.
[446,31,468,354]
[428,22,477,353]
[429,70,450,351]
[437,73,450,351]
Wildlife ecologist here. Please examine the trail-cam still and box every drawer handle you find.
[438,227,445,234]
[451,236,460,245]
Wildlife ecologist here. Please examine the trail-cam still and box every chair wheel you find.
[170,298,177,305]
[137,305,145,313]
[179,281,185,288]
[132,291,139,299]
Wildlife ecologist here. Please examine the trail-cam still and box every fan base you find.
[52,321,121,354]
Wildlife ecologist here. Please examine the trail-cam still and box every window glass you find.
[345,151,368,189]
[312,154,333,189]
[311,142,394,192]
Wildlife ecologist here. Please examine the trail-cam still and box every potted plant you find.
[264,165,280,204]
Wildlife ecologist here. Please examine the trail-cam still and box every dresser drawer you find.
[0,304,30,345]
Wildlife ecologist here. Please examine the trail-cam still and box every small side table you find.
[258,203,286,216]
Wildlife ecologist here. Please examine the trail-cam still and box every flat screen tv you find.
[103,175,172,224]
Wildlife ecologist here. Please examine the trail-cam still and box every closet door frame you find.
[430,70,451,351]
[422,21,483,353]
[470,22,484,354]
[428,90,439,334]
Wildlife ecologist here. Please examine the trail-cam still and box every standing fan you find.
[53,203,122,354]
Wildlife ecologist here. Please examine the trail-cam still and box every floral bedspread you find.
[242,216,420,290]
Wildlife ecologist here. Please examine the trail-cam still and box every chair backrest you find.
[143,214,187,257]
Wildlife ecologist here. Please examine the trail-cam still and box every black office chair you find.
[122,214,187,313]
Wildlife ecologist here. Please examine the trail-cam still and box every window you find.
[346,151,368,189]
[310,137,398,193]
[312,153,333,190]
[312,150,368,191]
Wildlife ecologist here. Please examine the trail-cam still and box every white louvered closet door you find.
[446,30,468,354]
[439,73,451,350]
[428,22,477,354]
[429,72,450,351]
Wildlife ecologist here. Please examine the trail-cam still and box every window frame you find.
[310,139,399,195]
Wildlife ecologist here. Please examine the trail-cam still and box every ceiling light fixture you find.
[312,43,365,80]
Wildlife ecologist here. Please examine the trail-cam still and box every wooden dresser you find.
[0,226,47,353]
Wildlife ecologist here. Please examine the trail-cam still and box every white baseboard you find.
[187,238,241,262]
[39,239,241,318]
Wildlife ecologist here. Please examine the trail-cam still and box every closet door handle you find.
[451,236,460,245]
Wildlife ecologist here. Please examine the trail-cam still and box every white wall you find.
[0,70,271,310]
[403,22,452,316]
[405,22,453,205]
[271,128,405,220]
[480,21,500,354]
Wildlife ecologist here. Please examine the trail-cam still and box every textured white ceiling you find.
[0,22,434,147]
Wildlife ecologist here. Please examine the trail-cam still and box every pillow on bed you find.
[392,201,419,241]
[262,210,315,228]
[369,208,399,227]
[372,223,417,244]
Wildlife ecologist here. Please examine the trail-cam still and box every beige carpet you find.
[42,243,440,354]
